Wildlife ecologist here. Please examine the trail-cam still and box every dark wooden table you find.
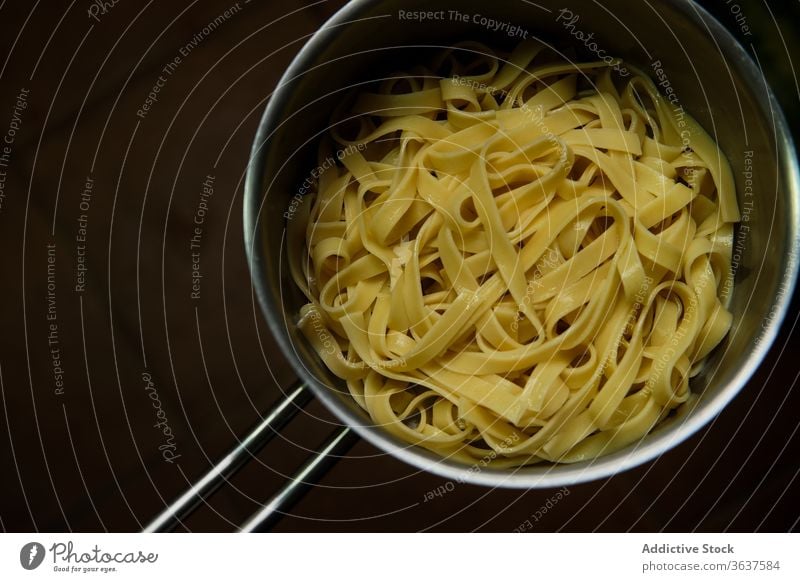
[0,0,797,532]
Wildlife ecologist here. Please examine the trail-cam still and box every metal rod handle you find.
[239,426,359,532]
[144,382,312,532]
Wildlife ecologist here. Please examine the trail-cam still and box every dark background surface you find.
[0,0,798,532]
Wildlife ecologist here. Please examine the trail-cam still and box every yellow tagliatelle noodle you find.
[289,40,739,466]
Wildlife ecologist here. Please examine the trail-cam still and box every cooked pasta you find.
[288,40,739,466]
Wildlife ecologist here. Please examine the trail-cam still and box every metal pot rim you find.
[244,0,800,488]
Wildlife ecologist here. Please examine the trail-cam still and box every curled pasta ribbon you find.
[292,40,738,466]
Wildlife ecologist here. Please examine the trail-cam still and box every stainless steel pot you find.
[244,0,799,488]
